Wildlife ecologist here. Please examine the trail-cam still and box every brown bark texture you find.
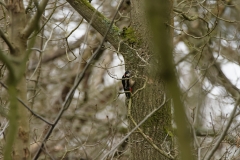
[127,0,173,159]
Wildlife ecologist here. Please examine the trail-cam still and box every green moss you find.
[164,126,173,137]
[79,0,93,10]
[75,0,120,38]
[120,27,138,44]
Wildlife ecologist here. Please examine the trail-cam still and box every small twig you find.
[0,121,8,137]
[209,112,216,134]
[132,77,148,97]
[29,28,54,82]
[198,2,237,23]
[133,49,149,65]
[61,146,82,160]
[64,16,83,62]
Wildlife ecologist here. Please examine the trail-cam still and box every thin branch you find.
[21,0,49,38]
[198,2,237,23]
[66,0,119,49]
[0,0,6,8]
[205,97,240,160]
[29,35,85,70]
[29,0,58,38]
[29,28,54,81]
[0,82,53,125]
[132,77,147,96]
[0,121,8,137]
[0,49,16,79]
[0,29,16,53]
[173,8,199,21]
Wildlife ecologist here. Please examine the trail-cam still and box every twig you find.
[64,18,83,62]
[0,121,8,137]
[132,77,147,97]
[29,28,54,81]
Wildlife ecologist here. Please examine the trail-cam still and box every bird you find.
[122,71,133,98]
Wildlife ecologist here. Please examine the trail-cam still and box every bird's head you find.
[125,71,131,77]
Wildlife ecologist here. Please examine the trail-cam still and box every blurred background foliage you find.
[0,0,240,159]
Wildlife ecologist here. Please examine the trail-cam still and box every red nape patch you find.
[130,87,132,92]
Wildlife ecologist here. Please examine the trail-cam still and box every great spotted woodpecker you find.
[122,71,133,98]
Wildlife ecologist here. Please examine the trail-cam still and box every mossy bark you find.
[4,1,30,159]
[126,0,173,159]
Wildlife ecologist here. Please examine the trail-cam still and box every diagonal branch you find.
[207,62,240,99]
[0,49,16,79]
[66,0,120,49]
[187,41,240,99]
[21,0,49,38]
[0,0,6,8]
[66,0,137,64]
[0,82,53,125]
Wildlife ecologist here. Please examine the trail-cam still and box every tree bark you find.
[144,0,195,159]
[4,1,30,159]
[127,0,173,159]
[3,0,47,159]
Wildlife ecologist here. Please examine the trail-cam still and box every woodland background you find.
[0,0,240,160]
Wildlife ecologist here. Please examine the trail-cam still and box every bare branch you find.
[0,0,6,8]
[0,49,16,79]
[66,0,120,49]
[0,120,8,137]
[0,29,16,53]
[21,0,49,38]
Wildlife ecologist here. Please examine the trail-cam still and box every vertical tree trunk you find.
[143,0,195,159]
[4,1,30,159]
[127,0,173,159]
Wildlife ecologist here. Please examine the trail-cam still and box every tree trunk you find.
[4,1,30,159]
[127,0,173,159]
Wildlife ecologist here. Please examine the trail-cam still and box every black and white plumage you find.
[122,71,132,98]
